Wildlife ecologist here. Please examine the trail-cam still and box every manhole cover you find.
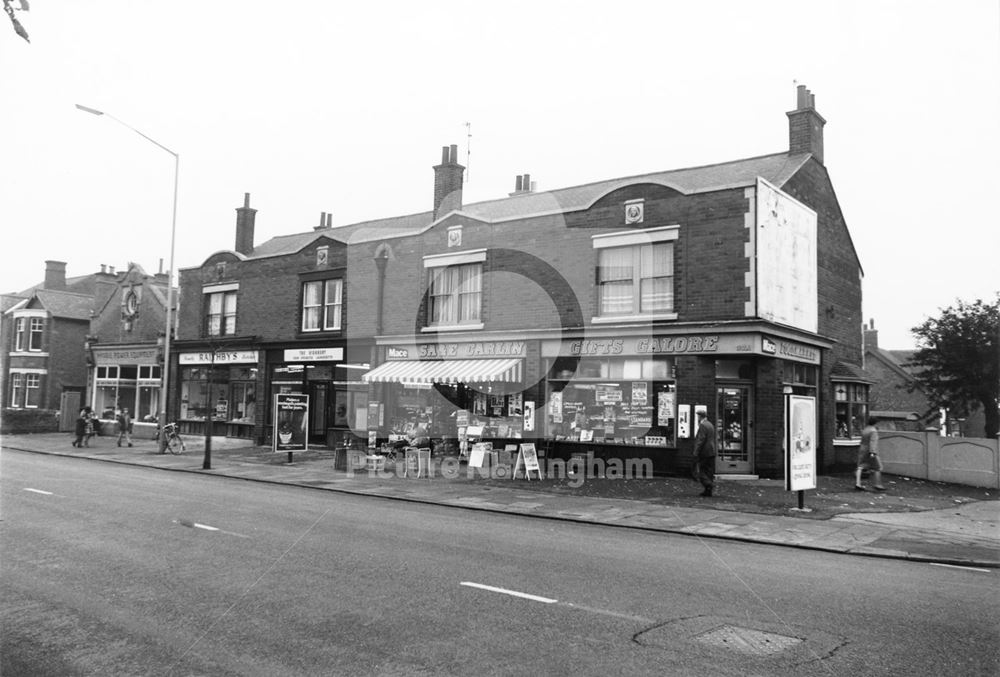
[694,624,802,656]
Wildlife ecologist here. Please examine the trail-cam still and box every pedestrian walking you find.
[693,409,717,497]
[71,409,87,448]
[116,407,133,448]
[82,406,97,447]
[855,416,885,491]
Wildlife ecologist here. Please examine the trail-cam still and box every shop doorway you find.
[308,382,329,445]
[716,385,753,474]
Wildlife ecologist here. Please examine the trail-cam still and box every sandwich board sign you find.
[513,443,542,480]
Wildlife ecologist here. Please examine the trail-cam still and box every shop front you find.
[90,345,162,423]
[541,329,825,477]
[177,348,260,439]
[362,339,529,455]
[263,344,369,449]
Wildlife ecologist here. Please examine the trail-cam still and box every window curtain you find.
[599,248,633,314]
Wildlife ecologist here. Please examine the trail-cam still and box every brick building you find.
[167,86,870,478]
[84,262,172,423]
[347,85,867,477]
[174,196,371,446]
[2,261,103,432]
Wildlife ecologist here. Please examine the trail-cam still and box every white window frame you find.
[205,289,238,337]
[25,373,41,408]
[422,249,486,332]
[14,317,24,351]
[9,373,23,408]
[592,226,679,323]
[28,317,44,351]
[302,279,343,332]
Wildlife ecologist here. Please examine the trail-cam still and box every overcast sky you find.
[2,1,997,348]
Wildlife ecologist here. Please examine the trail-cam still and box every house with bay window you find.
[2,261,104,431]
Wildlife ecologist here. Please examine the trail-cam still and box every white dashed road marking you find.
[24,488,53,495]
[460,582,558,604]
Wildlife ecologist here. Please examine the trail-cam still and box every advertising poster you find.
[273,393,309,453]
[786,394,817,491]
[657,391,676,426]
[632,382,648,405]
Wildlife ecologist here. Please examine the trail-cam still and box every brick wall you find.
[178,238,348,343]
[348,183,753,337]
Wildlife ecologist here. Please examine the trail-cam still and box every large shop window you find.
[593,226,678,321]
[204,284,238,337]
[546,357,676,446]
[180,365,257,423]
[302,279,343,332]
[94,364,162,421]
[833,382,869,439]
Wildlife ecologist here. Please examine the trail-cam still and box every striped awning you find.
[362,358,522,385]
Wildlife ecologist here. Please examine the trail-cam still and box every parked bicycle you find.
[156,421,187,454]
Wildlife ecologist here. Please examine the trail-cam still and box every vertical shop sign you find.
[273,394,309,454]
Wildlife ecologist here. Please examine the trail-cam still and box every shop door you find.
[716,385,753,475]
[308,383,329,444]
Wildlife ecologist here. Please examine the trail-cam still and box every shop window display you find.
[546,357,676,446]
[833,382,869,439]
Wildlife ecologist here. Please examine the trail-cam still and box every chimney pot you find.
[441,146,450,164]
[515,175,523,191]
[523,173,531,191]
[449,144,458,163]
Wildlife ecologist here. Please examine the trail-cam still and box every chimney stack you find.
[314,212,333,231]
[864,318,879,350]
[509,173,535,196]
[44,260,67,290]
[433,144,465,220]
[786,84,826,164]
[234,193,257,255]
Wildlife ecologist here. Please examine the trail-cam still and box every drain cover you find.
[694,624,802,656]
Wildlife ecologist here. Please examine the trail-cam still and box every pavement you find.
[3,431,998,568]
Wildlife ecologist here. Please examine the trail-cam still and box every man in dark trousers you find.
[693,409,717,497]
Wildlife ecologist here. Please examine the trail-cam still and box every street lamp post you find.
[76,104,179,453]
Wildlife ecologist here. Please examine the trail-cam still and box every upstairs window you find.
[205,289,238,337]
[598,243,674,315]
[29,318,44,351]
[592,226,678,322]
[429,263,482,327]
[14,318,24,351]
[302,279,343,332]
[422,249,487,331]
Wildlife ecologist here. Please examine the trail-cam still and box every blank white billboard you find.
[755,178,818,332]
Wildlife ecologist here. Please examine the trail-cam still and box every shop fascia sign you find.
[95,347,159,364]
[387,340,527,360]
[545,334,820,364]
[180,350,259,365]
[284,347,344,362]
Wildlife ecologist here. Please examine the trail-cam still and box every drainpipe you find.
[374,248,389,336]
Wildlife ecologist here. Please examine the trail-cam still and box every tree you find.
[3,0,29,43]
[907,294,1000,438]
